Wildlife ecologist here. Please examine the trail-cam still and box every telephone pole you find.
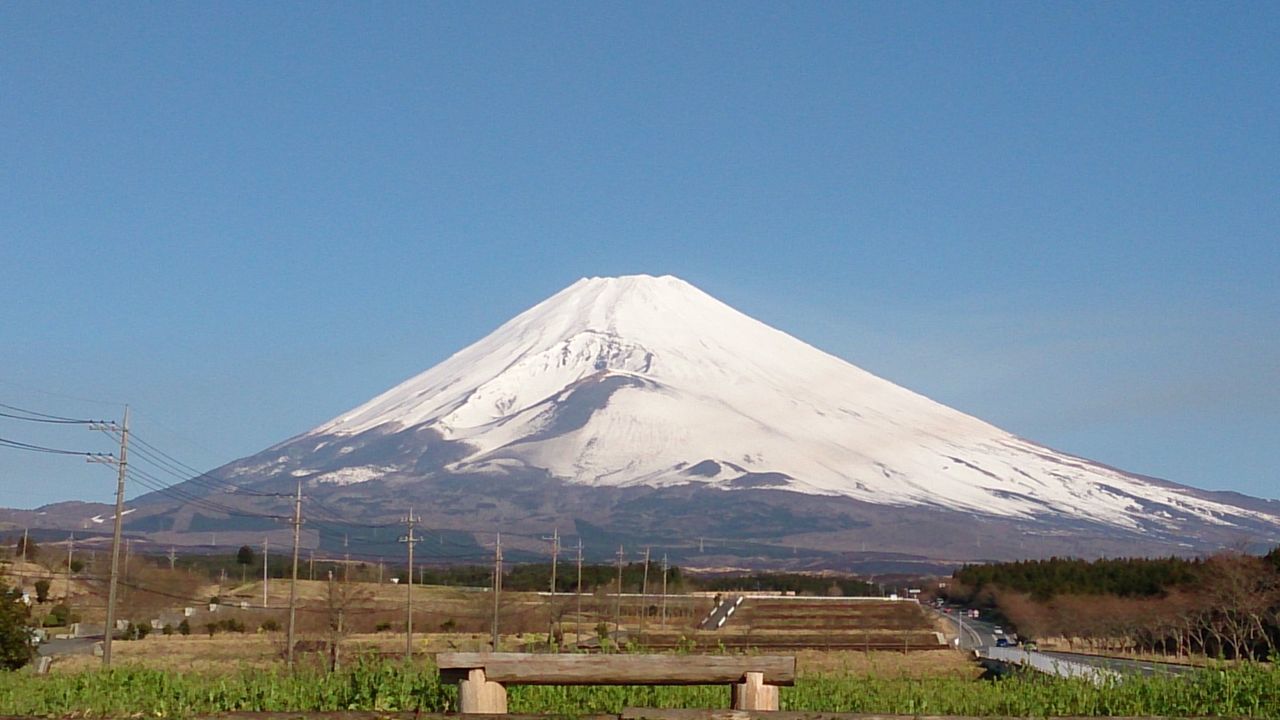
[167,546,177,571]
[543,528,559,641]
[89,406,129,668]
[639,547,651,637]
[17,528,28,587]
[661,553,669,628]
[64,533,75,601]
[491,533,503,651]
[262,536,269,608]
[399,509,419,660]
[614,545,624,637]
[286,480,303,668]
[343,534,349,583]
[575,539,583,644]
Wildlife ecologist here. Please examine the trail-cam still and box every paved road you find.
[933,607,1001,650]
[37,636,99,657]
[932,606,1196,678]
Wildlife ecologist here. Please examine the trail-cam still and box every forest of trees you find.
[698,572,877,597]
[947,547,1280,660]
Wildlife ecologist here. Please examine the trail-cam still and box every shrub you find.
[0,586,33,671]
[178,618,191,635]
[260,618,280,632]
[42,603,77,628]
[33,580,50,604]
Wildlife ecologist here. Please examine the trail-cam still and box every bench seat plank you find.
[437,653,796,686]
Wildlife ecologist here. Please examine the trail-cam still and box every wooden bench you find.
[437,653,796,714]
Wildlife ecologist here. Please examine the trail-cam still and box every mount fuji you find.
[106,275,1280,566]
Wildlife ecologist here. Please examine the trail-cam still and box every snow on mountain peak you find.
[302,275,1280,536]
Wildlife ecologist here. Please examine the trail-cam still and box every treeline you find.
[408,562,686,594]
[955,556,1203,600]
[947,547,1280,661]
[699,573,877,597]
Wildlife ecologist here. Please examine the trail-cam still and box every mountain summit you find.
[139,275,1280,564]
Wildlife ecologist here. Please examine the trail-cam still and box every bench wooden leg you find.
[459,668,508,714]
[731,671,779,711]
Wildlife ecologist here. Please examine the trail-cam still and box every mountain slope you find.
[115,274,1280,563]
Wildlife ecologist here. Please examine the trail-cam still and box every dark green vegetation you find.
[2,659,1279,717]
[949,548,1280,660]
[698,572,876,597]
[0,584,33,671]
[956,556,1202,600]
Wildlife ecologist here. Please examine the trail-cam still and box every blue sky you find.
[2,2,1276,509]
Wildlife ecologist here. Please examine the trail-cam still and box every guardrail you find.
[981,645,1119,684]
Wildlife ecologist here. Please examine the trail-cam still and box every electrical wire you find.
[0,400,99,424]
[0,435,107,457]
[125,466,291,522]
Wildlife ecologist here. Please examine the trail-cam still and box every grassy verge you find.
[2,657,1278,717]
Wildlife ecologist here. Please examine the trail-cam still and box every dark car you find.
[995,637,1010,647]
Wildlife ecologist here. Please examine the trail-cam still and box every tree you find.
[33,579,50,604]
[1265,546,1280,574]
[236,545,255,583]
[14,536,37,561]
[0,585,33,670]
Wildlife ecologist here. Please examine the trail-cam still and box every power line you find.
[125,466,290,521]
[0,400,99,424]
[0,435,107,457]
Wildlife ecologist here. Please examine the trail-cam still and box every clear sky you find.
[2,2,1276,509]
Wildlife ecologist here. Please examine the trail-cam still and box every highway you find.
[933,606,1196,678]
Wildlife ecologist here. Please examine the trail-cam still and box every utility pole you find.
[543,528,559,642]
[699,537,704,553]
[639,547,650,637]
[309,550,315,581]
[17,527,28,587]
[343,534,349,583]
[89,406,128,668]
[661,553,669,628]
[399,509,419,660]
[166,546,177,571]
[614,545,624,638]
[262,537,269,608]
[491,533,502,651]
[286,480,303,668]
[575,539,583,645]
[64,533,75,601]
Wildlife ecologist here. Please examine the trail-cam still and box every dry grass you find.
[48,631,980,680]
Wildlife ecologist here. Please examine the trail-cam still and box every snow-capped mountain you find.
[130,275,1280,564]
